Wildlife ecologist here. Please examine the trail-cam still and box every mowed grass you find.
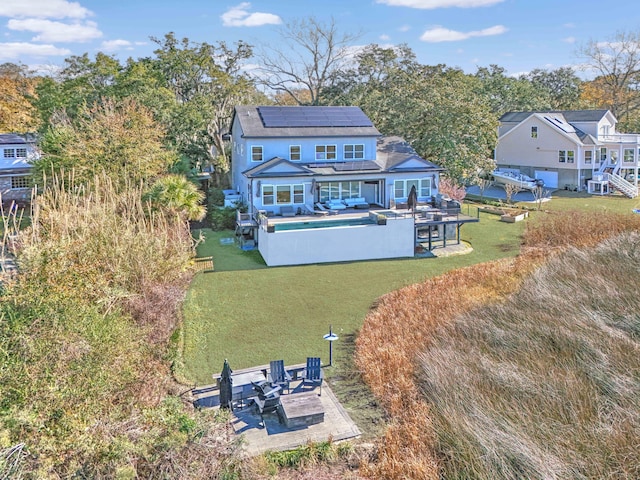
[179,205,525,385]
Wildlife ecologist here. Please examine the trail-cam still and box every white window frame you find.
[531,126,538,139]
[3,148,15,158]
[15,148,27,158]
[344,144,365,160]
[251,145,263,162]
[262,184,305,205]
[393,178,432,200]
[262,184,275,205]
[584,151,592,165]
[623,148,634,163]
[318,181,360,202]
[315,145,337,161]
[600,147,607,163]
[289,145,301,161]
[10,175,30,189]
[558,150,574,163]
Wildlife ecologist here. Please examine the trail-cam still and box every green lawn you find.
[179,205,526,385]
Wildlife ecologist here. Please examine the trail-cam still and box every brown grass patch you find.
[355,209,640,479]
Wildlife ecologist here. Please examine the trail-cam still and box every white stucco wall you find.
[257,216,415,266]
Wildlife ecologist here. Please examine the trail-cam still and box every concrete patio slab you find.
[193,379,361,457]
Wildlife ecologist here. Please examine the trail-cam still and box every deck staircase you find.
[605,172,638,198]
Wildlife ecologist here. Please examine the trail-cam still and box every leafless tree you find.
[577,30,640,120]
[475,178,492,201]
[532,185,550,211]
[256,16,361,105]
[503,183,520,205]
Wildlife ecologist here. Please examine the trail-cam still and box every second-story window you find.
[3,148,15,158]
[315,145,336,160]
[290,145,301,161]
[344,144,364,160]
[624,148,634,163]
[16,148,27,158]
[251,146,263,162]
[531,126,538,138]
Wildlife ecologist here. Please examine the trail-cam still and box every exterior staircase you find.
[605,172,639,198]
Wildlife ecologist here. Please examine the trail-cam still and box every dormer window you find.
[531,126,538,138]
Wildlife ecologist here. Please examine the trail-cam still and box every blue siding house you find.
[230,106,443,215]
[227,105,476,266]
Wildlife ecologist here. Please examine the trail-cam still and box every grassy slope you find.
[179,206,524,385]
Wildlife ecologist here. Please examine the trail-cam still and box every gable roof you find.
[243,156,314,178]
[0,134,29,145]
[500,109,611,123]
[232,105,381,138]
[376,136,443,172]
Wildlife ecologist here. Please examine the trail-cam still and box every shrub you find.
[209,206,237,231]
[208,187,226,208]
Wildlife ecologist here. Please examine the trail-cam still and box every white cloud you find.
[0,0,92,19]
[377,0,504,8]
[563,36,576,44]
[8,18,102,42]
[399,24,411,32]
[0,42,71,60]
[221,3,282,27]
[101,39,133,51]
[420,24,507,42]
[380,34,391,41]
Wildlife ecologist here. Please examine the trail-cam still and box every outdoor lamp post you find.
[323,325,339,366]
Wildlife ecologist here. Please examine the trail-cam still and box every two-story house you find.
[227,106,478,266]
[0,133,37,204]
[230,105,443,215]
[495,110,640,197]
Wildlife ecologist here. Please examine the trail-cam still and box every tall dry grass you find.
[17,172,194,340]
[355,209,640,479]
[419,233,640,479]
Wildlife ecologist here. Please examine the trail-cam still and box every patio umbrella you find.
[219,359,233,410]
[407,184,418,216]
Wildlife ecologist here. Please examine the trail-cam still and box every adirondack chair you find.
[252,381,282,417]
[267,360,292,394]
[301,357,324,395]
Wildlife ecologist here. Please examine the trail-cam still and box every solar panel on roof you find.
[258,106,374,128]
[333,161,380,171]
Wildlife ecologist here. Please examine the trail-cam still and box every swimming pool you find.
[274,217,376,231]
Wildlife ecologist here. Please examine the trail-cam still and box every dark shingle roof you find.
[500,110,610,123]
[232,106,380,138]
[0,134,29,145]
[376,136,443,171]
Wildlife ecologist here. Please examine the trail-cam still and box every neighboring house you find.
[228,105,477,266]
[495,110,640,197]
[230,105,443,214]
[0,133,37,204]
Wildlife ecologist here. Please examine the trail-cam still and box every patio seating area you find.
[191,360,361,455]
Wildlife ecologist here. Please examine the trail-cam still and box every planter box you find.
[500,213,526,223]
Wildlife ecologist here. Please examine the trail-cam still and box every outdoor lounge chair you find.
[325,199,347,210]
[315,202,338,215]
[301,357,324,395]
[280,205,296,217]
[268,360,292,394]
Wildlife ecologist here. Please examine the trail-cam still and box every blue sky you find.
[1,0,639,78]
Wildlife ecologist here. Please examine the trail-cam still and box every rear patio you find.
[192,374,361,456]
